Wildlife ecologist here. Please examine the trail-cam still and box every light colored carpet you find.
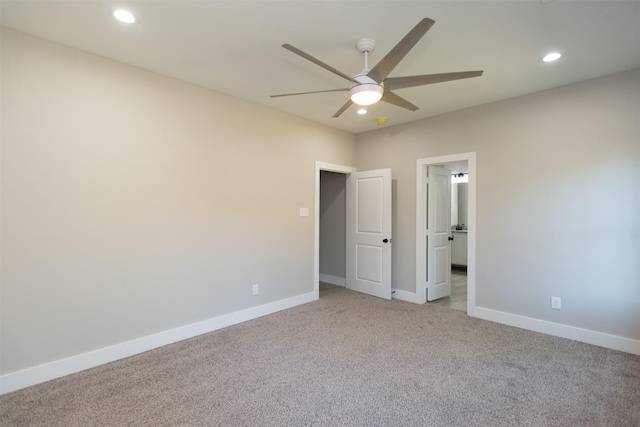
[1,286,639,426]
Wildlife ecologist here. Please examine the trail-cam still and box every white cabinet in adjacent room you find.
[451,231,468,267]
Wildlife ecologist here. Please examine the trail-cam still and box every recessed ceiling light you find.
[114,10,136,24]
[541,52,562,63]
[357,109,368,115]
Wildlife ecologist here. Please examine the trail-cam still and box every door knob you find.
[383,238,389,243]
[448,236,454,241]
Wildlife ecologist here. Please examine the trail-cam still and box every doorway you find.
[314,162,392,300]
[433,160,469,311]
[416,153,476,315]
[319,170,347,297]
[431,268,467,311]
[314,162,355,299]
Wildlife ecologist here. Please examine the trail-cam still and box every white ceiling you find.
[2,1,639,134]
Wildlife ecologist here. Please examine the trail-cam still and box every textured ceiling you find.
[2,1,639,134]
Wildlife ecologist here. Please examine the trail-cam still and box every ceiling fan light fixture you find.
[349,76,384,105]
[349,73,384,106]
[350,84,383,106]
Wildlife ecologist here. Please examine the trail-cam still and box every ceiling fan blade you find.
[381,91,419,111]
[384,71,484,90]
[282,44,356,83]
[367,18,435,84]
[332,100,354,118]
[271,88,349,98]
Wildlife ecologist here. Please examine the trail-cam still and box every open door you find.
[426,166,452,301]
[348,169,392,300]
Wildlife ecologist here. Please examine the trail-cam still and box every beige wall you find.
[356,68,640,341]
[2,25,638,382]
[0,29,355,374]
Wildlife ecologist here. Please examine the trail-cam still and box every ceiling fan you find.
[271,18,483,118]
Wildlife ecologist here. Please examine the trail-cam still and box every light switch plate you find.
[299,207,309,217]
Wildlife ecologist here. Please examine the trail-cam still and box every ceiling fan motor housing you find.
[350,73,384,105]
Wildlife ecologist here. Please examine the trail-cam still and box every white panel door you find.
[348,169,392,300]
[426,167,452,301]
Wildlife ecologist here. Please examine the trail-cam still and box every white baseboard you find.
[319,274,345,286]
[392,289,421,303]
[0,291,317,395]
[4,294,636,396]
[473,306,640,356]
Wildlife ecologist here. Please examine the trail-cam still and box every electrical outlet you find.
[252,284,259,295]
[551,296,561,310]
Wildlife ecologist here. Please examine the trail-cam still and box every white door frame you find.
[315,162,356,299]
[416,153,476,315]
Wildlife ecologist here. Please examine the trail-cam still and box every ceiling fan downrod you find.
[350,38,384,106]
[356,38,375,72]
